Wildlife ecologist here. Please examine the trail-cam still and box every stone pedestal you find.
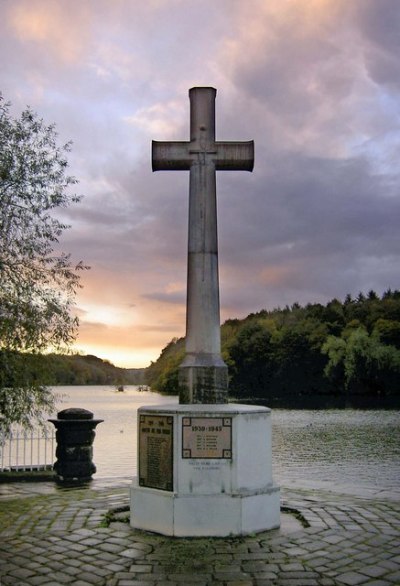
[179,354,228,404]
[130,404,280,536]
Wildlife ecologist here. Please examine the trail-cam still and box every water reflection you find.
[272,409,400,494]
[53,387,400,495]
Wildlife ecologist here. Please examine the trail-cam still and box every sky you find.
[1,0,400,368]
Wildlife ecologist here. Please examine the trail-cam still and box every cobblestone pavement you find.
[0,479,399,586]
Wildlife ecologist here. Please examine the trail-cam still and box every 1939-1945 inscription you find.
[139,415,173,491]
[182,417,232,459]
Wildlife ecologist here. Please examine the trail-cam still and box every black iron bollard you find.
[49,408,103,482]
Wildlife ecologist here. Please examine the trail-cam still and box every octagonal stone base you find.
[130,404,280,537]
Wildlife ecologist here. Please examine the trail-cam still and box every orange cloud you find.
[8,1,91,64]
[72,267,186,367]
[74,315,184,368]
[259,264,294,286]
[73,322,168,368]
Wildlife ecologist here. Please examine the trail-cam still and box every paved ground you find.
[0,478,399,586]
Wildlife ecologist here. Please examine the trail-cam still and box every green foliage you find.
[322,328,400,396]
[373,318,400,347]
[0,350,56,429]
[47,353,144,385]
[145,338,185,394]
[0,96,87,431]
[0,352,142,390]
[147,291,400,404]
[227,321,275,397]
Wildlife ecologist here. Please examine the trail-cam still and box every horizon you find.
[76,287,398,369]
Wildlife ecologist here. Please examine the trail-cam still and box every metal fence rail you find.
[0,425,55,472]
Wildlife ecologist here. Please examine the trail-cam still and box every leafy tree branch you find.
[0,95,88,431]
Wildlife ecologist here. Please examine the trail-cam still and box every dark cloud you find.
[354,0,400,90]
[217,149,400,311]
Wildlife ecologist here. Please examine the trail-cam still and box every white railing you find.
[0,425,56,472]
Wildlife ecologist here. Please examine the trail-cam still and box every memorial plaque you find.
[139,415,173,491]
[182,417,232,459]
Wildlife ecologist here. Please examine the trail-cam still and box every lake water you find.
[52,385,400,498]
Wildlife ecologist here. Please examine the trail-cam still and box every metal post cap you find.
[57,408,94,420]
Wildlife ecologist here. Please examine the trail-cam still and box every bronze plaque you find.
[182,417,232,459]
[139,414,173,491]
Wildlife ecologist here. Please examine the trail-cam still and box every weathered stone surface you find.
[179,363,228,404]
[152,87,254,404]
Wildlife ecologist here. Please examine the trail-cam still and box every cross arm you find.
[215,141,254,171]
[152,141,192,171]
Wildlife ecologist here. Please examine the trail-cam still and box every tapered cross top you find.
[152,87,254,404]
[152,87,254,172]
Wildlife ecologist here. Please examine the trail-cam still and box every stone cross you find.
[152,87,254,404]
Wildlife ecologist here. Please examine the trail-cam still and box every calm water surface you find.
[52,386,400,496]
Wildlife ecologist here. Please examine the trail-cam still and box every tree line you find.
[145,290,400,407]
[0,350,144,387]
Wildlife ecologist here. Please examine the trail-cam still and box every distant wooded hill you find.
[145,290,400,407]
[12,353,147,386]
[49,354,147,385]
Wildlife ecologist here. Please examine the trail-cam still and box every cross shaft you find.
[152,87,254,404]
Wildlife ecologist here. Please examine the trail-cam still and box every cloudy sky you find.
[2,0,400,367]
